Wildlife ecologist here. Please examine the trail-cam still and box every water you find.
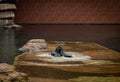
[0,25,120,64]
[0,28,26,64]
[0,29,17,64]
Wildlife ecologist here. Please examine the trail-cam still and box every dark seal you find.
[51,46,72,57]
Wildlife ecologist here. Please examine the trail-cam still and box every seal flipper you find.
[63,52,72,57]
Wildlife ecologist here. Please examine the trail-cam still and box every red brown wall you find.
[15,0,120,24]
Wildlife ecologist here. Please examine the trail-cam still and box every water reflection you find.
[0,29,17,64]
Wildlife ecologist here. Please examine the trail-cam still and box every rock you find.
[0,11,15,18]
[0,63,29,82]
[18,39,47,52]
[0,4,16,10]
[14,41,120,80]
[0,63,15,73]
[3,24,23,29]
[0,19,14,26]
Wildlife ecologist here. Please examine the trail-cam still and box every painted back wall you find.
[15,0,120,24]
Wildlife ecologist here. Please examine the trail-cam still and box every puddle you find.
[35,52,119,65]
